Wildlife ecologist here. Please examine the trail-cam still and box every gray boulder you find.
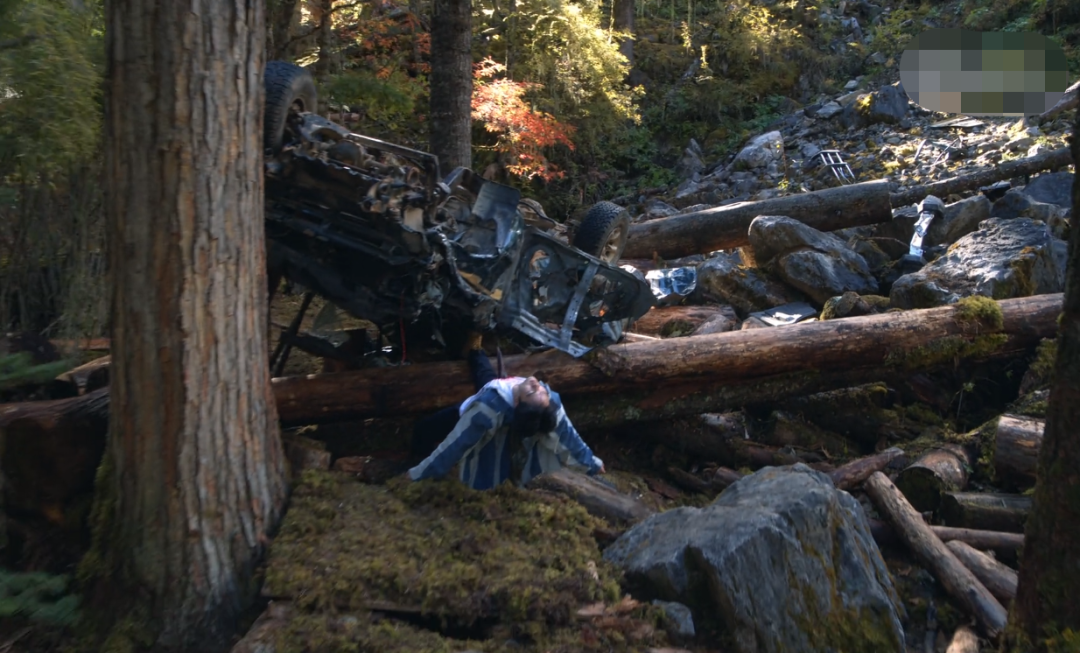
[733,131,784,170]
[890,217,1064,309]
[677,138,706,179]
[604,465,905,653]
[990,189,1070,240]
[1022,171,1073,209]
[695,251,807,316]
[652,600,695,639]
[748,216,879,306]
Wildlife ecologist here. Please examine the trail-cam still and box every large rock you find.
[748,216,879,306]
[604,464,905,653]
[1022,171,1073,209]
[839,83,909,128]
[990,189,1070,239]
[890,217,1064,309]
[732,131,784,171]
[875,195,992,249]
[695,251,807,316]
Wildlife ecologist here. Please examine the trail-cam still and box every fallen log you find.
[889,146,1073,208]
[666,465,745,495]
[1036,79,1080,124]
[940,492,1032,533]
[946,625,980,653]
[945,539,1018,605]
[54,354,111,395]
[864,472,1007,638]
[828,447,904,491]
[994,414,1043,488]
[631,305,738,337]
[623,179,893,260]
[271,293,1061,426]
[894,443,977,513]
[868,519,1025,553]
[526,468,654,525]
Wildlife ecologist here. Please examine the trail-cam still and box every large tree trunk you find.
[429,0,472,172]
[993,414,1043,488]
[623,179,893,260]
[1007,116,1080,650]
[85,2,288,649]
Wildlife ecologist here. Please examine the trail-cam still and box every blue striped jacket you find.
[407,383,603,490]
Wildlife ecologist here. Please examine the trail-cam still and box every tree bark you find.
[888,146,1073,209]
[993,414,1043,488]
[945,625,980,653]
[623,179,893,260]
[612,0,634,66]
[526,468,653,525]
[945,539,1018,605]
[429,0,472,172]
[940,492,1032,533]
[1005,103,1080,653]
[85,2,288,649]
[631,304,738,337]
[271,293,1060,424]
[894,444,976,513]
[864,472,1008,638]
[827,447,904,491]
[1035,79,1080,124]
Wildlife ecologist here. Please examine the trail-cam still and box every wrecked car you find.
[261,61,654,368]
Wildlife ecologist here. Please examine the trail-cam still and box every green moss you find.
[953,295,1004,331]
[1025,338,1058,389]
[0,570,79,626]
[263,470,629,645]
[884,334,1010,370]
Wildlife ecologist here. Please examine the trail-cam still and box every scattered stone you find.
[890,218,1065,309]
[845,79,860,91]
[604,465,906,653]
[816,101,843,119]
[694,251,808,316]
[652,600,696,639]
[732,131,784,170]
[642,198,680,221]
[747,216,879,306]
[820,291,889,319]
[677,138,706,179]
[1022,171,1074,209]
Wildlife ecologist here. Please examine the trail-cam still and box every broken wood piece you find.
[864,471,1007,638]
[827,447,904,491]
[665,465,745,495]
[994,414,1043,488]
[526,468,654,525]
[623,179,893,259]
[945,540,1018,605]
[889,146,1072,208]
[1036,79,1080,124]
[945,625,980,653]
[631,305,738,338]
[54,355,111,395]
[940,492,1032,533]
[894,444,976,513]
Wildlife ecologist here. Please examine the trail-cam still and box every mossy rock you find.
[263,470,626,633]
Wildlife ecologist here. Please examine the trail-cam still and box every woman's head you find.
[514,376,549,409]
[511,377,556,436]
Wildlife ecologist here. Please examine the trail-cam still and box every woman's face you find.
[517,376,550,408]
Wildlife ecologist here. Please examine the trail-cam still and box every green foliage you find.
[0,351,71,390]
[0,570,79,626]
[320,68,422,138]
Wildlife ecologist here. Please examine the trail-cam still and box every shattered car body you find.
[263,73,654,359]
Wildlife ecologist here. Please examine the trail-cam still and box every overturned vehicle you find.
[262,62,655,369]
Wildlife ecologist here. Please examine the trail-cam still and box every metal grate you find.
[815,150,856,185]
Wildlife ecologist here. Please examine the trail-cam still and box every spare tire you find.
[264,61,318,153]
[573,201,631,265]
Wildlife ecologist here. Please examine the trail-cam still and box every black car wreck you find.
[261,62,655,371]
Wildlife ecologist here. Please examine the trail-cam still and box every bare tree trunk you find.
[429,0,472,172]
[268,0,301,60]
[84,0,288,649]
[1005,108,1080,652]
[613,0,634,66]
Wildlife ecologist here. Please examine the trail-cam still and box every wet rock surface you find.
[604,464,906,653]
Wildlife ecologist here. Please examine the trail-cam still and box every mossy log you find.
[940,492,1032,533]
[945,540,1018,605]
[271,293,1061,426]
[631,304,737,337]
[946,625,980,653]
[864,472,1007,638]
[894,444,977,513]
[827,447,904,491]
[994,414,1043,488]
[889,146,1073,208]
[525,468,654,525]
[623,179,893,260]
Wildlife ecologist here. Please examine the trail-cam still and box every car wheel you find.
[264,61,318,153]
[573,201,631,265]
